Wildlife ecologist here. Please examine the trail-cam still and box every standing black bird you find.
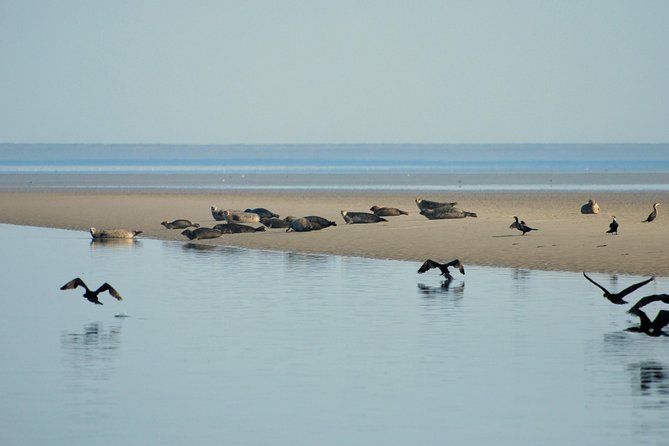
[513,219,537,235]
[582,272,654,305]
[626,294,669,336]
[643,203,660,223]
[60,278,123,305]
[606,216,619,235]
[509,216,523,231]
[417,259,465,280]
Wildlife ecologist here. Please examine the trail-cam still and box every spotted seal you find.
[90,228,143,239]
[340,210,387,224]
[580,199,600,214]
[419,207,477,219]
[213,223,266,233]
[415,198,458,212]
[370,205,408,216]
[180,228,223,240]
[161,219,200,229]
[245,208,280,219]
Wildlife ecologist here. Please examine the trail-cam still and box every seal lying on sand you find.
[370,205,408,216]
[304,216,337,230]
[213,223,266,233]
[341,210,387,224]
[161,219,200,229]
[245,208,280,219]
[90,228,143,239]
[60,277,123,305]
[419,207,477,219]
[211,206,227,221]
[224,209,261,224]
[580,199,600,214]
[180,228,223,240]
[415,198,458,212]
[261,217,291,229]
[286,217,313,232]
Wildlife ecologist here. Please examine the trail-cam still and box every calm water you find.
[1,224,668,445]
[1,143,669,191]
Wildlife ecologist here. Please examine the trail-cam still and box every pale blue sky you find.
[1,1,667,144]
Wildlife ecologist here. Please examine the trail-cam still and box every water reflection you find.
[634,361,669,398]
[417,280,465,298]
[90,238,141,249]
[61,322,122,381]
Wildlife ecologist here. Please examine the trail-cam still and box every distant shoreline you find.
[1,187,667,277]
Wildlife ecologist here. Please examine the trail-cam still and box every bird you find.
[510,216,523,230]
[60,278,123,305]
[643,203,660,223]
[606,216,619,235]
[626,294,669,336]
[582,272,655,305]
[417,259,465,280]
[511,218,537,235]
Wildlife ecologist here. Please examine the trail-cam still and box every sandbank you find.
[0,189,667,277]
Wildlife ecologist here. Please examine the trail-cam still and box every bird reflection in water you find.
[632,361,669,399]
[61,322,122,381]
[417,279,465,298]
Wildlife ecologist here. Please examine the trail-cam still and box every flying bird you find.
[626,294,669,336]
[417,259,465,280]
[582,272,654,305]
[606,216,618,235]
[60,278,123,305]
[642,203,660,223]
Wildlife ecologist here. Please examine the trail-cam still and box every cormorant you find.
[643,203,660,223]
[60,278,123,305]
[417,259,465,280]
[626,294,669,336]
[582,272,654,305]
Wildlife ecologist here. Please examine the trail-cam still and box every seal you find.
[245,208,280,219]
[580,199,600,214]
[304,215,337,230]
[415,198,457,212]
[261,217,291,229]
[213,223,266,233]
[370,205,408,216]
[224,209,261,224]
[161,219,200,229]
[180,228,223,240]
[340,210,387,224]
[286,217,313,232]
[419,207,477,219]
[211,205,227,221]
[90,228,143,239]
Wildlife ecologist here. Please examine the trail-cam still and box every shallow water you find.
[0,224,668,445]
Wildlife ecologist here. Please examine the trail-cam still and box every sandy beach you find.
[1,188,667,277]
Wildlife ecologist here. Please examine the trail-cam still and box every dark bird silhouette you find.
[417,259,465,280]
[626,294,669,336]
[509,216,523,231]
[512,219,537,235]
[643,203,660,223]
[606,216,619,235]
[60,278,123,305]
[582,272,654,304]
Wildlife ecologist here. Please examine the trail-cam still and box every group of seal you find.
[415,198,477,219]
[582,273,669,336]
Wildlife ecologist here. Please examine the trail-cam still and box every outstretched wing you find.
[96,283,123,301]
[60,277,88,291]
[617,276,655,298]
[417,259,440,274]
[651,310,669,331]
[582,273,610,295]
[628,293,669,314]
[446,259,465,275]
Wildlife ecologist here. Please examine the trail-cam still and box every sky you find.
[1,1,668,144]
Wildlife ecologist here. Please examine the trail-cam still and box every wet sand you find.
[0,189,667,276]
